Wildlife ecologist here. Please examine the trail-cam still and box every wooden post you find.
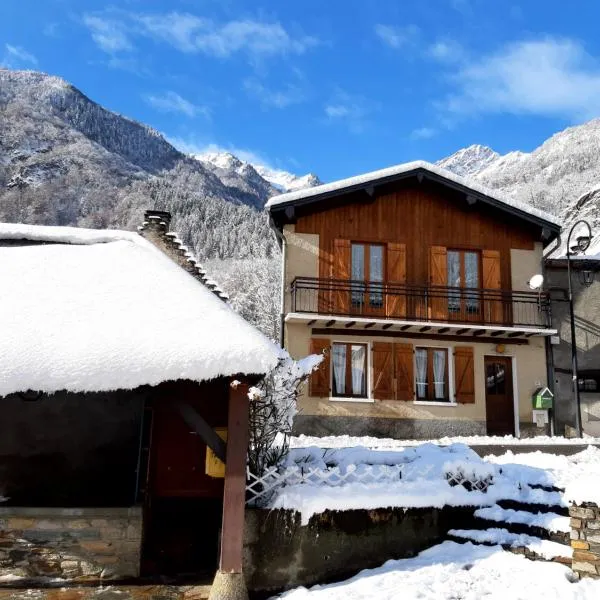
[209,378,250,600]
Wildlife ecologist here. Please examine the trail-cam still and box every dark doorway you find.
[484,357,515,436]
[141,379,228,580]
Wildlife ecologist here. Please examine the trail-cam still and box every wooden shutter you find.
[482,250,502,324]
[332,239,351,314]
[309,338,330,397]
[386,243,406,318]
[429,246,448,321]
[454,346,475,403]
[394,343,414,401]
[372,342,394,400]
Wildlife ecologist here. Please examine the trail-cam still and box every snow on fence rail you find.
[246,461,493,507]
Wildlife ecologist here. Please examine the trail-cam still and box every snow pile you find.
[278,541,599,600]
[448,528,571,560]
[0,223,285,396]
[474,505,570,533]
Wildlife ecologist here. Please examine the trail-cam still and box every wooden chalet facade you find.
[268,161,561,439]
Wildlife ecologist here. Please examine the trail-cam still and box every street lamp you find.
[566,219,593,437]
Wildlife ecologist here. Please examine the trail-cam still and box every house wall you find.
[283,225,319,314]
[0,389,146,506]
[546,264,600,435]
[511,243,544,291]
[287,322,548,438]
[0,506,142,581]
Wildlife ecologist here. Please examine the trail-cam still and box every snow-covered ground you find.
[276,541,600,600]
[267,442,600,524]
[291,433,600,449]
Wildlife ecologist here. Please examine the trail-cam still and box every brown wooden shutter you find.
[429,246,448,321]
[482,250,502,324]
[454,346,475,403]
[386,243,407,318]
[394,343,414,401]
[309,338,330,397]
[332,239,351,314]
[372,342,394,400]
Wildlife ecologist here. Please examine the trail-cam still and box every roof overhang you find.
[268,165,561,245]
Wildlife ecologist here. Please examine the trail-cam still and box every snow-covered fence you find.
[246,460,493,507]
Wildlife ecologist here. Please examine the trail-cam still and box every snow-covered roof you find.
[266,160,561,228]
[0,223,285,397]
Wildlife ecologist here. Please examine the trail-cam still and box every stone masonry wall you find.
[0,507,142,582]
[570,502,600,578]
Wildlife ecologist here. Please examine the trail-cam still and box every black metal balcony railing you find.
[290,277,552,329]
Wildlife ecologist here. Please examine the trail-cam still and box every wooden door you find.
[484,357,515,436]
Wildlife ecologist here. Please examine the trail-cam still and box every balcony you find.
[288,277,555,338]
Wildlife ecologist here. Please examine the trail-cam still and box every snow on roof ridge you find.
[265,159,561,227]
[0,222,142,245]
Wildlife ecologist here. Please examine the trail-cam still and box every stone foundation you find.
[569,502,600,578]
[0,585,210,600]
[0,507,142,582]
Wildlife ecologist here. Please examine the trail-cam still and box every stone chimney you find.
[138,209,229,302]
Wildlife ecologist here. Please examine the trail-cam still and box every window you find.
[447,250,480,314]
[351,243,384,309]
[486,362,506,395]
[578,372,600,392]
[331,342,368,399]
[415,347,450,401]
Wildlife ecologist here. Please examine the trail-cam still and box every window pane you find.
[351,244,365,307]
[350,345,367,397]
[415,348,428,399]
[464,252,479,312]
[332,344,347,396]
[447,251,461,311]
[433,350,446,400]
[369,245,383,308]
[486,362,505,395]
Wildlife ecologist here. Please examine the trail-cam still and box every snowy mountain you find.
[437,120,600,251]
[437,144,499,178]
[197,151,321,193]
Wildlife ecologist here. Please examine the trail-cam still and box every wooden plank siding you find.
[295,182,537,292]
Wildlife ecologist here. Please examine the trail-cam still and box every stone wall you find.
[243,506,476,595]
[0,507,142,582]
[570,502,600,578]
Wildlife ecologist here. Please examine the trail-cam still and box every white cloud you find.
[410,127,437,140]
[2,44,38,68]
[243,77,305,109]
[443,37,600,120]
[324,90,378,133]
[134,12,319,58]
[83,15,132,53]
[428,39,464,63]
[374,24,420,49]
[144,91,209,118]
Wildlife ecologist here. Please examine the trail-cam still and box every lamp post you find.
[566,219,593,437]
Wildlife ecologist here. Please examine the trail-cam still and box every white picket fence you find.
[246,462,493,506]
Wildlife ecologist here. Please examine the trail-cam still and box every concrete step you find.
[496,498,569,516]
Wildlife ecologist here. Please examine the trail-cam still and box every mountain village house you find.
[0,213,283,599]
[268,161,562,439]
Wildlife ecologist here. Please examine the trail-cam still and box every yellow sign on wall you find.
[205,427,227,478]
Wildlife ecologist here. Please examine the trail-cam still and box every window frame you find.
[413,346,454,405]
[330,340,372,403]
[350,242,386,311]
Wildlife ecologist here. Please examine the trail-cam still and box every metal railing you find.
[290,277,552,329]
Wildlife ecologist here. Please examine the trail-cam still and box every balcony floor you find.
[285,312,557,342]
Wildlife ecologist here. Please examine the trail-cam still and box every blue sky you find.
[2,1,600,181]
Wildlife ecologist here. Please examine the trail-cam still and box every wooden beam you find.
[416,172,424,184]
[307,319,316,327]
[312,328,529,345]
[218,379,250,574]
[525,333,536,338]
[420,326,431,332]
[473,330,487,336]
[438,327,450,333]
[364,322,376,329]
[508,331,525,338]
[382,324,393,330]
[456,328,470,335]
[325,320,336,327]
[177,403,226,462]
[345,321,356,328]
[466,195,477,206]
[490,330,505,337]
[284,206,296,221]
[365,185,375,197]
[400,325,412,331]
